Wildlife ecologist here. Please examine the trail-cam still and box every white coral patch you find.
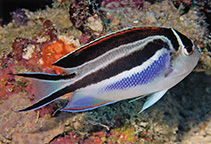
[22,44,35,60]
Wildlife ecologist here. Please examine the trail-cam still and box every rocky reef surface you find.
[0,0,211,143]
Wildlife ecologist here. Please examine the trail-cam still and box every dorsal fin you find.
[53,27,177,69]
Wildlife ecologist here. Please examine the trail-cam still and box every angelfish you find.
[14,27,201,113]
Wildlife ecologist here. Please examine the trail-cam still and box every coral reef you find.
[41,35,79,73]
[0,93,66,143]
[11,9,28,27]
[0,0,211,143]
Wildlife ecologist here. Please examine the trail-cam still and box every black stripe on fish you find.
[174,29,193,48]
[53,27,180,68]
[10,73,76,80]
[69,39,171,90]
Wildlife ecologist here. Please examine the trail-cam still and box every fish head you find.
[170,29,201,79]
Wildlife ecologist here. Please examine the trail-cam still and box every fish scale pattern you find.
[103,52,169,91]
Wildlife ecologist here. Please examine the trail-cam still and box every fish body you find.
[15,27,201,113]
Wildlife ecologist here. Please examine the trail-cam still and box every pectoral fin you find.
[128,95,147,103]
[139,90,168,113]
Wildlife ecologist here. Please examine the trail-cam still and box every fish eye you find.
[183,46,194,55]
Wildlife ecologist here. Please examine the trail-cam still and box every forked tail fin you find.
[11,73,75,112]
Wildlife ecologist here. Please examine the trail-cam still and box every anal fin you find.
[61,90,117,112]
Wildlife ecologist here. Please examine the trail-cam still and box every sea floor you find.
[0,0,211,143]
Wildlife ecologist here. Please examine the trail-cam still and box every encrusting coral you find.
[0,0,211,143]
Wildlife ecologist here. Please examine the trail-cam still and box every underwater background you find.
[0,0,211,143]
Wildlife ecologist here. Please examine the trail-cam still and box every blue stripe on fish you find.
[102,52,170,91]
[69,39,172,91]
